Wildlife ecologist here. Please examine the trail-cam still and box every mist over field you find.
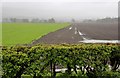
[2,0,118,22]
[1,0,119,45]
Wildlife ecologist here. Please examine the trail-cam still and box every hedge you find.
[1,44,120,78]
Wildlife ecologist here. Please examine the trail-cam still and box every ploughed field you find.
[2,23,70,45]
[32,22,118,45]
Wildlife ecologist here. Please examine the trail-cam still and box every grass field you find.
[2,23,70,45]
[0,23,2,45]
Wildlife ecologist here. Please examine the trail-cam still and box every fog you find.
[1,0,118,21]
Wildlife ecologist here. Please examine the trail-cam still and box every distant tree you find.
[71,18,75,23]
[96,17,118,23]
[31,18,40,23]
[10,18,17,22]
[43,20,48,23]
[83,19,93,23]
[22,19,29,23]
[48,18,55,23]
[2,18,9,23]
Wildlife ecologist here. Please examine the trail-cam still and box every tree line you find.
[83,17,118,23]
[3,17,118,23]
[2,18,55,23]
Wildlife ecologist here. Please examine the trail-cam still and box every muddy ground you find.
[31,22,118,45]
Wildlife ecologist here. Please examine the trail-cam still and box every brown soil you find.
[31,22,118,45]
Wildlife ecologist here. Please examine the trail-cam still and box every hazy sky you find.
[1,0,119,21]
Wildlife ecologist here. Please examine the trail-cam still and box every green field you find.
[2,23,70,45]
[0,23,2,46]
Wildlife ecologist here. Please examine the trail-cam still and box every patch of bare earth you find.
[31,22,118,45]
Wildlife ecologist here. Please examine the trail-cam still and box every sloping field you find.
[2,23,70,45]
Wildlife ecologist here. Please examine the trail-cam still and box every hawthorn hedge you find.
[1,44,120,78]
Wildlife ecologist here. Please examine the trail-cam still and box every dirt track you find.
[32,22,118,45]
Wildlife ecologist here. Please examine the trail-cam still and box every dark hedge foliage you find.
[1,44,120,78]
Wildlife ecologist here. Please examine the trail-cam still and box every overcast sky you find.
[1,0,119,21]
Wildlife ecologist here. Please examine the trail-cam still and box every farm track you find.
[31,23,118,45]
